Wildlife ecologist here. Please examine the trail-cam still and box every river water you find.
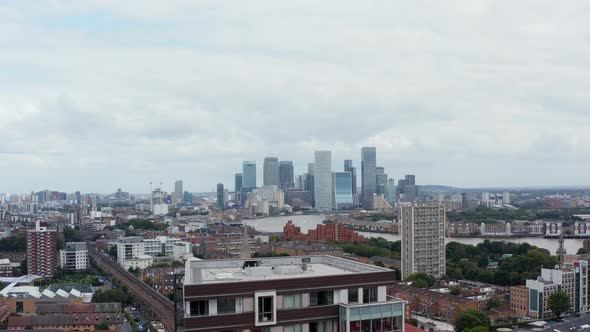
[247,215,586,255]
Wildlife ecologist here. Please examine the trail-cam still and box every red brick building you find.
[27,220,58,278]
[282,220,367,243]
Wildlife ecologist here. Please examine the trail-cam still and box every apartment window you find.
[16,302,23,313]
[255,291,276,326]
[283,294,302,309]
[217,298,236,314]
[284,324,303,332]
[190,300,209,316]
[363,287,378,303]
[310,291,333,306]
[348,288,359,303]
[310,320,333,332]
[258,297,274,322]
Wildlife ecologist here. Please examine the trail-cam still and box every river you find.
[247,215,586,255]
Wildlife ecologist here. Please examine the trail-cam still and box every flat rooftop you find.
[185,255,391,285]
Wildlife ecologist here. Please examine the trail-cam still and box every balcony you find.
[339,296,405,332]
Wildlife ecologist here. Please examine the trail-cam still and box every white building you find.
[400,202,446,279]
[144,236,182,257]
[116,237,153,270]
[254,185,285,209]
[151,188,169,216]
[313,151,334,210]
[59,242,89,271]
[173,242,193,261]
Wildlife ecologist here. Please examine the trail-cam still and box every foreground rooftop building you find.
[183,255,404,332]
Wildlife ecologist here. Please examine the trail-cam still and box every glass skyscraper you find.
[361,147,377,210]
[333,172,353,209]
[242,161,257,189]
[313,151,333,210]
[263,157,280,186]
[279,161,294,191]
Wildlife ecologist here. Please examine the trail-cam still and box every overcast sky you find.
[1,1,590,193]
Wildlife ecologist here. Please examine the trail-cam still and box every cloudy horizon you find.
[1,1,590,193]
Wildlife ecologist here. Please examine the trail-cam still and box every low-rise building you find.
[183,255,405,332]
[0,259,21,277]
[59,242,89,271]
[116,237,153,270]
[510,285,529,318]
[389,283,478,324]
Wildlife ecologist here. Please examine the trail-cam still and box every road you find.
[88,243,183,332]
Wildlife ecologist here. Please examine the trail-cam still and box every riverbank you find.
[251,215,585,255]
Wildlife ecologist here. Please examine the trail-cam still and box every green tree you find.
[95,323,110,330]
[374,261,385,267]
[63,226,82,242]
[406,272,434,288]
[577,248,587,255]
[487,297,501,310]
[20,259,27,275]
[450,287,461,296]
[548,291,570,318]
[463,327,489,332]
[455,309,489,332]
[108,246,117,259]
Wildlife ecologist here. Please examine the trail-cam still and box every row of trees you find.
[447,206,589,223]
[446,241,557,286]
[0,233,26,251]
[330,237,401,259]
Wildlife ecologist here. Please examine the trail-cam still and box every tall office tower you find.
[481,192,490,207]
[216,183,225,210]
[174,180,183,205]
[361,147,377,210]
[263,157,280,186]
[27,220,58,278]
[333,172,353,209]
[386,178,396,205]
[400,202,446,279]
[461,193,468,210]
[234,173,243,203]
[242,161,257,189]
[295,174,304,190]
[151,188,169,216]
[344,160,357,195]
[503,191,511,205]
[279,161,294,191]
[376,167,388,196]
[305,163,315,207]
[404,175,416,186]
[314,151,333,210]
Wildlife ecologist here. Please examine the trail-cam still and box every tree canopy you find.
[406,272,435,288]
[446,241,557,286]
[455,309,489,332]
[0,234,26,251]
[548,291,571,318]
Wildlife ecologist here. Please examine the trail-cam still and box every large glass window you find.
[217,298,236,314]
[310,320,333,332]
[284,325,303,332]
[257,296,274,323]
[310,291,333,306]
[349,288,359,303]
[363,287,378,303]
[189,300,208,316]
[283,294,302,309]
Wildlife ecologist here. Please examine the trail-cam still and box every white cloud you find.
[1,0,590,192]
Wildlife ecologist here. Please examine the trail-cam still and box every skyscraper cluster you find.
[224,147,419,212]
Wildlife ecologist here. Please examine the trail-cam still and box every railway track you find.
[88,243,183,332]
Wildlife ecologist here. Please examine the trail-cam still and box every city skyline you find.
[2,2,590,193]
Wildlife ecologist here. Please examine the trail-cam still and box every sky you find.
[1,0,590,194]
